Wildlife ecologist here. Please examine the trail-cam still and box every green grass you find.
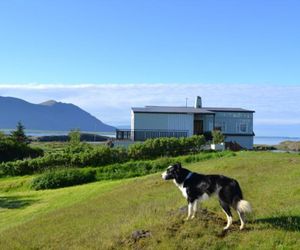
[0,151,300,249]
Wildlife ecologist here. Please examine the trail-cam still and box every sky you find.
[0,1,300,136]
[0,83,300,137]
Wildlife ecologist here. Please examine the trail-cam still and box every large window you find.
[239,123,247,133]
[215,121,226,132]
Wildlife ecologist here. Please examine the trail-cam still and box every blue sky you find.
[0,1,300,136]
[0,0,300,84]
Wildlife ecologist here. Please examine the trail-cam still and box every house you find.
[116,96,255,149]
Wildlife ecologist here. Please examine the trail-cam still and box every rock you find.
[131,230,152,241]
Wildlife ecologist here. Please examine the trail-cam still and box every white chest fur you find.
[173,179,210,201]
[173,180,188,199]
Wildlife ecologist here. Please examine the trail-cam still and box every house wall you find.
[224,135,254,149]
[194,114,214,132]
[131,111,254,149]
[132,112,194,136]
[214,112,253,134]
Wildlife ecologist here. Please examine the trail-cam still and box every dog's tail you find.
[237,200,252,213]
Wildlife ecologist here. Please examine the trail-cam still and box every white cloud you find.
[0,83,300,128]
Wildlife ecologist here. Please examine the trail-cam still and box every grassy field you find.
[0,151,299,249]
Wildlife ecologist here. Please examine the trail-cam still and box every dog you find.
[161,163,252,230]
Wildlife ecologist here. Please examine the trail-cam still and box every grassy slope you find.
[0,152,300,249]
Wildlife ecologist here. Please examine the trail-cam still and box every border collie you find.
[162,163,252,230]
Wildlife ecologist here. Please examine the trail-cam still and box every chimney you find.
[194,96,202,108]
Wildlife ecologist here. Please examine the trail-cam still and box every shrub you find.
[0,136,206,176]
[95,151,235,181]
[0,140,44,163]
[30,151,235,189]
[212,130,225,144]
[31,168,96,190]
[128,135,205,160]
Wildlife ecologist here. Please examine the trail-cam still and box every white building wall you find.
[133,112,194,136]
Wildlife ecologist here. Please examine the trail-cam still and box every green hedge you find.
[30,151,235,190]
[31,168,96,190]
[95,151,235,181]
[1,136,206,176]
[0,140,44,163]
[128,136,206,160]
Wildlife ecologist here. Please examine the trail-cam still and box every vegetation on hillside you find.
[0,123,44,163]
[0,152,299,249]
[30,151,234,190]
[0,135,206,176]
[277,140,300,152]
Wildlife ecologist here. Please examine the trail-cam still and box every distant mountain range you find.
[0,96,115,132]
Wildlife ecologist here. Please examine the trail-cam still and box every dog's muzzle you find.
[161,171,167,180]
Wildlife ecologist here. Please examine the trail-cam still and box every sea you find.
[1,129,116,138]
[253,136,300,145]
[1,129,299,145]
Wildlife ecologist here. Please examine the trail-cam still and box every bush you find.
[31,168,96,190]
[0,136,206,176]
[128,135,206,160]
[96,151,235,181]
[30,151,235,189]
[212,130,225,144]
[0,139,44,163]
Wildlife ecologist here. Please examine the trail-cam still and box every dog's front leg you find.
[185,202,193,221]
[191,200,198,219]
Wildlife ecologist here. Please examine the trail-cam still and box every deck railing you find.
[116,129,189,141]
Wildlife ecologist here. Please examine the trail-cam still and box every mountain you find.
[0,96,115,132]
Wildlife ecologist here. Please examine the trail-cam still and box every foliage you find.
[0,136,43,164]
[203,131,213,141]
[95,151,235,181]
[10,121,29,144]
[68,129,81,146]
[1,152,300,249]
[27,151,234,190]
[276,140,300,152]
[128,135,206,160]
[0,136,206,176]
[31,168,96,190]
[253,144,277,151]
[212,130,225,144]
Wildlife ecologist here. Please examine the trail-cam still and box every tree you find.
[0,131,6,141]
[68,129,81,146]
[10,121,29,144]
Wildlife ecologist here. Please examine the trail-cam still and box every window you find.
[215,121,226,132]
[240,123,247,133]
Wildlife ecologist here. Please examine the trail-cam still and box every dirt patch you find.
[131,230,152,242]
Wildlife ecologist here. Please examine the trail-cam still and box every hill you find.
[0,152,299,249]
[0,96,115,132]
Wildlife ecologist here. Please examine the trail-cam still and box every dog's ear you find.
[176,162,182,169]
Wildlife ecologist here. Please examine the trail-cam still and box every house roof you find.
[132,106,254,114]
[132,106,214,114]
[204,107,255,113]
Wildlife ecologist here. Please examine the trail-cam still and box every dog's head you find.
[161,163,182,180]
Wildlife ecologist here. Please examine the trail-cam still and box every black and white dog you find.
[162,163,252,230]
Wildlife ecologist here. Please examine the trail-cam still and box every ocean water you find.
[2,129,299,145]
[254,136,300,145]
[1,129,116,138]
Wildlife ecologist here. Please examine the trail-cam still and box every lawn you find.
[0,151,299,249]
